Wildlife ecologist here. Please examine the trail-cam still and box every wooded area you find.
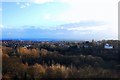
[1,40,120,79]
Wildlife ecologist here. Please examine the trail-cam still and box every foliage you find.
[1,40,120,79]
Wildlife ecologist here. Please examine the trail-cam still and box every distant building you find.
[104,43,113,49]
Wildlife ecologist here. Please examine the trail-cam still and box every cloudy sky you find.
[1,0,119,40]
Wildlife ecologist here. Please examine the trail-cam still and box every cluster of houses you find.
[2,40,114,50]
[20,42,114,50]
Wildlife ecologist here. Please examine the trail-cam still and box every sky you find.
[0,0,119,40]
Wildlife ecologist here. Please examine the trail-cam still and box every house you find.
[104,43,113,49]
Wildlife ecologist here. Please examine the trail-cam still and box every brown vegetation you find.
[1,40,120,79]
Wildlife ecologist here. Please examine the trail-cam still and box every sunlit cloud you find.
[16,2,20,5]
[20,5,26,8]
[31,0,54,4]
[16,2,31,8]
[0,25,4,28]
[25,3,30,6]
[66,26,107,31]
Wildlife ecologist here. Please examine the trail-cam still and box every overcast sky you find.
[1,0,119,40]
